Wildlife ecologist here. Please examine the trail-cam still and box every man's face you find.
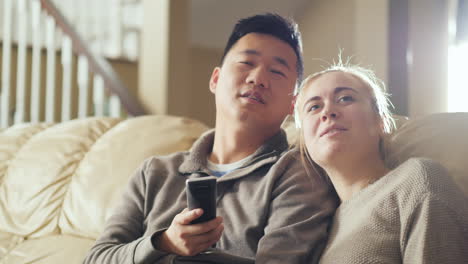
[209,33,298,130]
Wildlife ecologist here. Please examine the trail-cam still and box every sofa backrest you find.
[0,116,209,240]
[0,113,466,241]
[386,112,468,195]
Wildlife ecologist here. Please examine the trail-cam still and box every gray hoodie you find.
[84,129,338,264]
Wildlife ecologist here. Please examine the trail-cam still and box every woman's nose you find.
[321,108,338,122]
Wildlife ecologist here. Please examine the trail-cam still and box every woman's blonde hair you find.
[295,58,396,178]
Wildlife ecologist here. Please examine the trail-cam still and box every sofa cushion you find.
[0,123,51,184]
[387,112,468,195]
[0,234,94,264]
[0,118,120,238]
[58,115,209,239]
[0,231,24,259]
[0,115,209,242]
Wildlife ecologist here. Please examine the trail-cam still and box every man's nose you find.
[246,67,268,89]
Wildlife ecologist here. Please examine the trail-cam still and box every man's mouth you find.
[241,91,265,104]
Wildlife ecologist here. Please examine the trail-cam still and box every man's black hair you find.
[221,13,304,84]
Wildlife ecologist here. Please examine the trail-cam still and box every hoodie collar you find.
[178,128,289,175]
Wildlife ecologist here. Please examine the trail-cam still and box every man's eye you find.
[240,61,253,66]
[271,69,285,77]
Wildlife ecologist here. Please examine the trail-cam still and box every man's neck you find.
[209,122,278,164]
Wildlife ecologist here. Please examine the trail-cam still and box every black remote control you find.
[186,176,217,224]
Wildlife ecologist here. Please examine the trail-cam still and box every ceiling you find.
[190,0,310,49]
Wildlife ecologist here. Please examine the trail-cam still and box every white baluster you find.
[108,0,122,58]
[31,0,42,123]
[45,16,56,123]
[61,36,73,121]
[93,75,105,116]
[109,95,121,117]
[78,55,90,118]
[93,0,103,53]
[1,0,13,128]
[14,0,28,124]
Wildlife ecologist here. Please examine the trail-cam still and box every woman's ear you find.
[289,95,297,115]
[378,117,386,136]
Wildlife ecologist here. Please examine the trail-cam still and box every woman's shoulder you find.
[391,157,466,207]
[393,157,448,183]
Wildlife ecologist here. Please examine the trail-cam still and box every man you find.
[84,13,337,264]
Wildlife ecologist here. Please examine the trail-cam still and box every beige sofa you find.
[0,113,467,263]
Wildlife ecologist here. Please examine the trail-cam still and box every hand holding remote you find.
[156,208,224,256]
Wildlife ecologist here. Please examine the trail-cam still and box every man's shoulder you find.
[136,150,191,180]
[266,147,331,188]
[270,146,299,163]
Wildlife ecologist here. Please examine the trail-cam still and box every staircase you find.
[0,0,146,128]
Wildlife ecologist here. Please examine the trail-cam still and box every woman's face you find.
[299,71,382,167]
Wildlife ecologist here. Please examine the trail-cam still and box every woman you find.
[295,62,468,263]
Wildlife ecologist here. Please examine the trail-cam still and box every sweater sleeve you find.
[83,159,175,264]
[403,194,468,264]
[255,152,338,264]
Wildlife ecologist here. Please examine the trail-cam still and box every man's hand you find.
[156,208,224,256]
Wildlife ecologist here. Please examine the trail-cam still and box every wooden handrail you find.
[39,0,146,116]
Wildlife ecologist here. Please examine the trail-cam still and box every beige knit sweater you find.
[319,158,468,264]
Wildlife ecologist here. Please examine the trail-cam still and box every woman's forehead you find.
[302,72,369,98]
[311,72,363,89]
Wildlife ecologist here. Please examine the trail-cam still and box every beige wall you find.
[407,0,449,117]
[298,0,450,118]
[298,0,356,77]
[139,0,190,118]
[189,45,222,127]
[298,0,388,84]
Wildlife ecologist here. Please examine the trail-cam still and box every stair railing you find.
[0,0,146,128]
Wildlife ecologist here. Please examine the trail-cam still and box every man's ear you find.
[289,95,297,115]
[209,67,221,94]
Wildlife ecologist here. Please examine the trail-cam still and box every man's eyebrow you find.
[274,56,291,70]
[240,49,291,70]
[241,49,260,56]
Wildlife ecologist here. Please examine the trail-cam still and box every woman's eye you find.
[338,95,354,103]
[307,104,320,112]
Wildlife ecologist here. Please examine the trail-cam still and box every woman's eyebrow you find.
[334,86,358,94]
[302,96,321,111]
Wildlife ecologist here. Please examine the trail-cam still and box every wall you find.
[189,45,222,127]
[298,0,388,84]
[298,0,450,118]
[407,0,449,117]
[298,0,356,77]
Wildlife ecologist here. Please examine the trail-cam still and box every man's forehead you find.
[231,33,295,54]
[229,34,296,63]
